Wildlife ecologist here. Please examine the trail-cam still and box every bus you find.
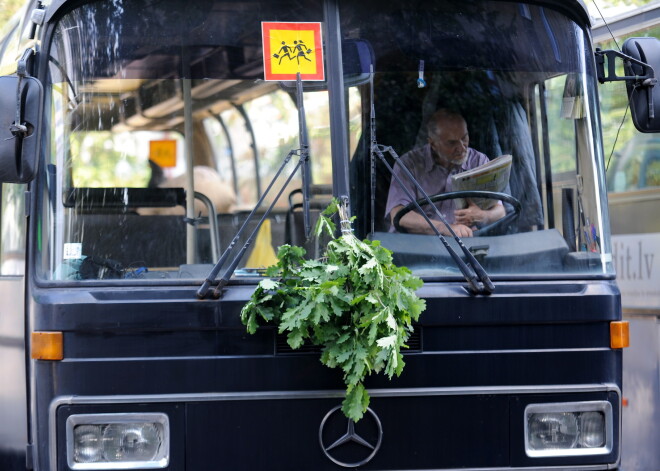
[592,4,660,470]
[0,0,645,469]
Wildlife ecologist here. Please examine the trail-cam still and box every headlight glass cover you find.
[525,401,613,457]
[67,413,169,469]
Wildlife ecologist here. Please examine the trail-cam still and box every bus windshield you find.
[39,0,613,283]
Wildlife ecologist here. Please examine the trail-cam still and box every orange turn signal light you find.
[610,321,630,349]
[31,331,64,360]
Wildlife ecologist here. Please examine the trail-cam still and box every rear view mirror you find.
[0,74,43,183]
[622,37,660,133]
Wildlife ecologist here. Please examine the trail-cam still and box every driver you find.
[385,109,505,237]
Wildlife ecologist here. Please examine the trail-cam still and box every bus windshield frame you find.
[35,0,614,286]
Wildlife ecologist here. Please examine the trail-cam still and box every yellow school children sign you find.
[262,22,324,81]
[149,139,177,168]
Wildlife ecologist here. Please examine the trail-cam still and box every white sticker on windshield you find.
[63,243,83,260]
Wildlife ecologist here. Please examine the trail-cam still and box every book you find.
[450,154,512,210]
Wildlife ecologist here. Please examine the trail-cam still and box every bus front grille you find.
[275,327,422,354]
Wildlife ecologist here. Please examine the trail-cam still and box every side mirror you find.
[0,74,44,183]
[622,37,660,133]
[596,38,660,132]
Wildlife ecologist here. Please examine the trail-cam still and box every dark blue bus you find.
[0,0,646,469]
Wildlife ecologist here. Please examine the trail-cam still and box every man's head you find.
[427,109,469,167]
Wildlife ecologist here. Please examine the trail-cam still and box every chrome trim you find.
[49,383,621,471]
[319,406,383,468]
[305,467,615,471]
[65,413,170,470]
[524,401,614,458]
[316,467,615,471]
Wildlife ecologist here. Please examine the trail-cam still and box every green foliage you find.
[241,200,426,422]
[594,0,654,7]
[69,131,157,188]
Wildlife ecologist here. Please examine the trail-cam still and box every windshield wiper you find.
[196,149,306,299]
[368,71,493,294]
[197,75,311,299]
[373,144,494,294]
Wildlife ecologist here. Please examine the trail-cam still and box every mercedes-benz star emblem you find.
[319,405,383,468]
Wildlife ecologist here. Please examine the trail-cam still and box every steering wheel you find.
[392,190,521,237]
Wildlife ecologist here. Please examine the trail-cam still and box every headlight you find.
[66,413,169,469]
[524,401,613,457]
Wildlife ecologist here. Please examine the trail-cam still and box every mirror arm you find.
[9,49,35,138]
[596,48,658,119]
[595,48,655,83]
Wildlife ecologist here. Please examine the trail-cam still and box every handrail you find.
[193,191,220,262]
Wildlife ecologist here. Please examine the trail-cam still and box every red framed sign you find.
[262,22,325,81]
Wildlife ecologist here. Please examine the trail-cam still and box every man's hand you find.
[454,201,505,228]
[391,205,475,237]
[454,201,488,228]
[442,222,473,237]
[415,219,474,237]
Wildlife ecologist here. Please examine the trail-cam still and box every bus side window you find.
[608,136,660,192]
[0,184,26,276]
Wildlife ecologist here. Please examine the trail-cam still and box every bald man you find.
[385,109,505,237]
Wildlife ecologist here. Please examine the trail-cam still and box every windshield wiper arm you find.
[368,68,492,294]
[373,144,494,294]
[197,74,311,299]
[297,73,312,240]
[196,149,307,299]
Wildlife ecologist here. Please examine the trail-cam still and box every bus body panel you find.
[50,389,620,471]
[28,281,622,470]
[0,277,28,469]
